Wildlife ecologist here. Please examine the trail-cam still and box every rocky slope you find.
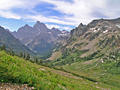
[50,18,120,65]
[68,18,120,57]
[0,26,34,55]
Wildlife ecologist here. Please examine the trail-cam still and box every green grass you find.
[63,58,120,89]
[0,51,112,90]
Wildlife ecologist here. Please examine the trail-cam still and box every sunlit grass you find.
[0,51,109,90]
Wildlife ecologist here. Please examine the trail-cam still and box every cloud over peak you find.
[0,0,120,31]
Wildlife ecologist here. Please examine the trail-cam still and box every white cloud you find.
[42,0,107,25]
[0,0,40,10]
[0,10,21,19]
[0,0,120,30]
[0,0,40,19]
[46,24,72,30]
[25,14,74,25]
[42,0,120,24]
[61,26,72,30]
[46,24,72,31]
[46,24,60,29]
[0,0,21,10]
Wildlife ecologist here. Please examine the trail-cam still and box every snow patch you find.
[116,24,120,28]
[103,30,108,33]
[93,30,97,32]
[90,28,95,31]
[97,28,101,31]
[90,28,100,32]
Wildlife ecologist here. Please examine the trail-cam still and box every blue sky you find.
[0,0,120,31]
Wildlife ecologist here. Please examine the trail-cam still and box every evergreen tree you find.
[34,57,38,63]
[39,59,43,64]
[23,53,26,59]
[26,53,30,60]
[20,52,23,57]
[10,50,15,56]
[0,44,6,51]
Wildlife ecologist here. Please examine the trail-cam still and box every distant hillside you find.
[12,21,69,56]
[62,52,120,89]
[0,51,114,90]
[0,26,34,55]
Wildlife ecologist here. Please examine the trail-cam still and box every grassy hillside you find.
[47,18,120,89]
[0,51,114,90]
[62,56,120,89]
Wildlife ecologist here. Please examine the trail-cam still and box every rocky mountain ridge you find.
[50,17,120,65]
[12,21,69,56]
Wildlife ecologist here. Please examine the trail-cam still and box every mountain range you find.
[12,21,69,56]
[1,18,120,59]
[49,18,120,65]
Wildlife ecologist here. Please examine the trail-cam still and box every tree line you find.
[0,44,43,64]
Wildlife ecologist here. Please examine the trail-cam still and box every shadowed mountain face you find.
[0,26,34,55]
[12,21,69,56]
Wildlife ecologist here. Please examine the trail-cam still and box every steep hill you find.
[50,18,120,65]
[0,26,34,55]
[0,51,115,90]
[67,18,120,58]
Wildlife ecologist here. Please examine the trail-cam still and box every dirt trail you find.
[0,83,34,90]
[52,69,82,80]
[42,66,83,80]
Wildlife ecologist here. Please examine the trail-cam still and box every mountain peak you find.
[51,27,59,31]
[36,21,41,24]
[20,24,32,29]
[23,24,32,29]
[0,26,5,30]
[33,21,49,32]
[34,21,45,27]
[79,23,83,26]
[24,24,29,27]
[51,27,56,29]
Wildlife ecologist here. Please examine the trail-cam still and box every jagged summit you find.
[24,24,29,27]
[11,21,68,56]
[51,27,56,29]
[78,23,84,27]
[34,21,46,27]
[33,21,49,32]
[36,21,41,24]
